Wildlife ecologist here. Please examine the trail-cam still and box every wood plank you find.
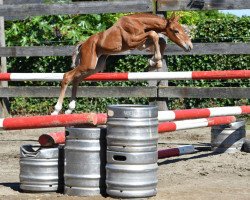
[157,0,250,11]
[3,0,43,20]
[1,86,249,99]
[1,43,249,57]
[0,86,157,98]
[158,87,250,99]
[0,1,152,19]
[3,0,43,5]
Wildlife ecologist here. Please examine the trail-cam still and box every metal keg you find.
[107,105,158,151]
[106,105,158,198]
[64,127,106,196]
[106,149,158,198]
[19,145,64,192]
[211,120,246,153]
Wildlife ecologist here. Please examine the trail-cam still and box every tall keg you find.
[106,105,158,198]
[19,145,64,192]
[211,120,246,153]
[64,127,106,196]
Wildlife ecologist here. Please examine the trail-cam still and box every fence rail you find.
[157,0,250,11]
[1,43,249,57]
[1,86,249,99]
[3,0,42,4]
[2,0,250,20]
[0,0,152,19]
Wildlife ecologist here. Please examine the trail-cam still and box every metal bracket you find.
[188,0,205,9]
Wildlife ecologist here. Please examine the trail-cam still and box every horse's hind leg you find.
[65,55,108,114]
[64,69,96,114]
[51,67,79,115]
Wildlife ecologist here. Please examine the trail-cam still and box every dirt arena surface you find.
[0,127,249,200]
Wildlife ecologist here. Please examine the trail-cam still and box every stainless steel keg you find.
[19,145,64,192]
[107,105,158,151]
[106,151,158,198]
[64,127,106,196]
[211,120,246,153]
[106,105,158,198]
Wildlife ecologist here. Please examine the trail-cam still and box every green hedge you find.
[5,14,250,115]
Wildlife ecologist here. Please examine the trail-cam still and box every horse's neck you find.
[132,14,167,32]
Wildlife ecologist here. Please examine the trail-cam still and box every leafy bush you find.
[166,15,250,109]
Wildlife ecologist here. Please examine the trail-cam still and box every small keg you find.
[20,145,64,192]
[211,120,246,153]
[106,105,158,198]
[64,127,106,196]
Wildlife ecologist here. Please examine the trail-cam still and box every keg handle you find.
[113,155,127,162]
[20,145,41,158]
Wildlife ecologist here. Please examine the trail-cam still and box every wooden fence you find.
[0,0,250,116]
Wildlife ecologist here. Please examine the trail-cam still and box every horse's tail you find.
[71,41,84,68]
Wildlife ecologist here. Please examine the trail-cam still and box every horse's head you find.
[165,13,193,52]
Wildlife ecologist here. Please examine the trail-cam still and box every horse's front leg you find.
[148,35,166,69]
[124,30,163,67]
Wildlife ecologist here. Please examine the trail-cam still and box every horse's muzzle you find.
[184,43,193,52]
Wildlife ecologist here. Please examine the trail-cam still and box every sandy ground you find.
[0,127,249,200]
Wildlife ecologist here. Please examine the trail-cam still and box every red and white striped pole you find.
[35,116,237,146]
[0,113,107,130]
[158,145,196,159]
[158,106,250,121]
[158,116,236,133]
[1,70,250,81]
[38,131,65,146]
[60,106,250,123]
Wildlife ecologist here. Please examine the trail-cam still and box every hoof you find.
[149,59,156,67]
[68,100,76,110]
[65,109,73,114]
[51,111,59,115]
[155,60,163,68]
[52,102,62,115]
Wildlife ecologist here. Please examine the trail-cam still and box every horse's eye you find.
[173,30,179,34]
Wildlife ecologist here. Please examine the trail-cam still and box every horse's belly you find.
[97,27,123,53]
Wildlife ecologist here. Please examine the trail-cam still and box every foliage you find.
[168,10,236,25]
[166,15,250,109]
[4,12,250,115]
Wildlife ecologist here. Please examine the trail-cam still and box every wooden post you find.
[148,9,168,111]
[0,0,10,117]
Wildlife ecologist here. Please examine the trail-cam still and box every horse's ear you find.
[170,12,176,21]
[170,12,180,22]
[174,15,180,22]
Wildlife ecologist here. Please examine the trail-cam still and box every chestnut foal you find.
[52,13,193,115]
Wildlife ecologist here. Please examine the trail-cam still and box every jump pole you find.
[37,116,236,146]
[158,116,236,133]
[0,70,250,81]
[99,105,249,122]
[158,145,196,159]
[0,113,106,130]
[1,107,245,131]
[158,105,250,121]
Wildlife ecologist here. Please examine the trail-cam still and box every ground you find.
[0,127,249,200]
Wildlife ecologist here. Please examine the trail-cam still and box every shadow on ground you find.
[0,182,20,192]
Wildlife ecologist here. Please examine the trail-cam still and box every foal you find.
[52,13,193,115]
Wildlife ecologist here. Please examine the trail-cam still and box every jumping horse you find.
[52,13,193,115]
